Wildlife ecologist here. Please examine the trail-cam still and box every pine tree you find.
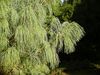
[0,0,84,75]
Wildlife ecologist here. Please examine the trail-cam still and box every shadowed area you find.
[59,52,100,75]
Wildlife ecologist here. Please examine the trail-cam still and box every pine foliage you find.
[0,0,84,75]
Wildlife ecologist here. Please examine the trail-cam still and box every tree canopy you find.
[0,0,84,75]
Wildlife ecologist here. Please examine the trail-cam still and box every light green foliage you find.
[62,22,84,53]
[50,0,62,16]
[0,47,20,73]
[0,0,84,75]
[0,19,9,52]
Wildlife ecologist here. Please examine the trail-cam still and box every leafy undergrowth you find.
[50,68,69,75]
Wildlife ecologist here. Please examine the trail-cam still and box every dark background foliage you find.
[71,0,100,61]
